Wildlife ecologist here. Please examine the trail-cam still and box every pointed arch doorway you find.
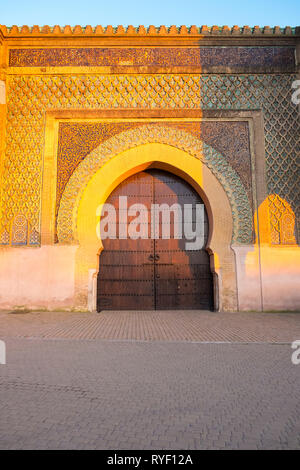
[97,168,214,311]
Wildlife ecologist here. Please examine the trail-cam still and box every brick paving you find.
[0,310,299,449]
[0,338,299,449]
[0,310,300,342]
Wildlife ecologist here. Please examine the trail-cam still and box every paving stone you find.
[0,310,300,342]
[0,335,299,449]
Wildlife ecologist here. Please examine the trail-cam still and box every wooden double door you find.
[97,169,214,311]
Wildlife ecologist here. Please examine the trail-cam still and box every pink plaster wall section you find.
[0,246,77,309]
[234,246,300,311]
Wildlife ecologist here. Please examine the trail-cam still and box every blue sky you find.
[0,0,299,27]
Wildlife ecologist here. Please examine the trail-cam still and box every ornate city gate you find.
[97,169,213,311]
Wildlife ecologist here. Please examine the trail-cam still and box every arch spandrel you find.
[57,125,252,246]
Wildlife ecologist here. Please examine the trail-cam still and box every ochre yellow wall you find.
[0,31,299,312]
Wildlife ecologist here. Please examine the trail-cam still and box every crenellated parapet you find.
[0,24,299,37]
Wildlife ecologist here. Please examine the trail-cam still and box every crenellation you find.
[1,24,299,36]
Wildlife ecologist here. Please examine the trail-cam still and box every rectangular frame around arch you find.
[41,109,267,246]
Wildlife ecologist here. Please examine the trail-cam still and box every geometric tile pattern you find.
[57,125,253,244]
[56,122,142,227]
[268,194,297,244]
[56,120,252,237]
[11,214,28,245]
[1,73,299,245]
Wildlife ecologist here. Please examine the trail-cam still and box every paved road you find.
[1,310,300,342]
[0,338,299,449]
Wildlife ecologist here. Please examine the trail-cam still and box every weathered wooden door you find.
[97,169,213,311]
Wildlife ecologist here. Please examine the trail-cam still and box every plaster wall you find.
[0,246,77,309]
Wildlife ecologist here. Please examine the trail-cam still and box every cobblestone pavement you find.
[0,310,300,342]
[0,311,299,449]
[0,338,299,450]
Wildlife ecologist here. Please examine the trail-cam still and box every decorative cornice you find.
[8,46,295,71]
[1,24,299,37]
